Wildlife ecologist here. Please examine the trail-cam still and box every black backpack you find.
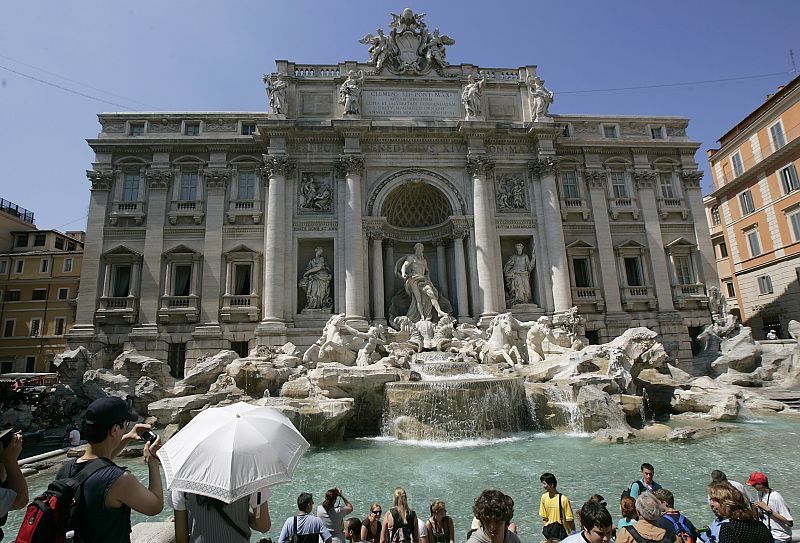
[390,508,416,543]
[621,480,647,500]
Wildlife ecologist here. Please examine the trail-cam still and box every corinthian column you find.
[467,155,502,317]
[368,228,386,324]
[452,224,471,320]
[338,154,366,321]
[529,157,571,312]
[69,169,114,340]
[260,154,293,325]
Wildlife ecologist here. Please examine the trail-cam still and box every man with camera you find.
[747,472,793,543]
[0,427,29,539]
[57,396,164,543]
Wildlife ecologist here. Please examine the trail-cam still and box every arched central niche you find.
[382,181,452,228]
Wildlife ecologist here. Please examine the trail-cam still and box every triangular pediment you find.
[104,245,142,257]
[225,244,258,255]
[616,239,646,250]
[566,239,595,249]
[665,237,696,248]
[164,244,199,255]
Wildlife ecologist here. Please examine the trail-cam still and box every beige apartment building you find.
[705,74,800,337]
[0,229,84,372]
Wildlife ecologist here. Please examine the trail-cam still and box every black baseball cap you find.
[85,397,138,426]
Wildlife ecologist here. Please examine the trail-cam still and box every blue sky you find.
[1,1,798,231]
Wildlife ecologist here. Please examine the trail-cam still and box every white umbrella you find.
[157,402,310,503]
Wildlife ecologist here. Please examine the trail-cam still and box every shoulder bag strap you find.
[624,525,648,543]
[212,498,250,541]
[293,515,298,543]
[557,493,563,525]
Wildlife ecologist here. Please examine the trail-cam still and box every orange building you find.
[705,74,800,338]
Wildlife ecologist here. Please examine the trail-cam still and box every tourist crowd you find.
[0,398,794,543]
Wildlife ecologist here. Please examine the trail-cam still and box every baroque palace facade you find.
[68,9,715,371]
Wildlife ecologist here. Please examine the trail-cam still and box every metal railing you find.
[0,198,35,224]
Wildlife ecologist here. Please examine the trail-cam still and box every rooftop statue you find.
[359,8,455,75]
[339,70,365,115]
[265,73,288,115]
[462,73,486,120]
[527,75,554,121]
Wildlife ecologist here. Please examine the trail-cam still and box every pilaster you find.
[682,170,718,290]
[585,170,623,313]
[634,169,674,312]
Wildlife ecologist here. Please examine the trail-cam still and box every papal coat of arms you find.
[359,8,455,75]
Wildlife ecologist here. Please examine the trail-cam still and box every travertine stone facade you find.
[68,10,713,369]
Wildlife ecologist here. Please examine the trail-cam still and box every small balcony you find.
[560,197,590,221]
[672,283,708,309]
[109,201,145,225]
[220,294,260,322]
[657,197,688,220]
[96,296,138,323]
[571,286,604,311]
[158,295,200,323]
[227,199,262,224]
[621,286,656,310]
[168,200,204,225]
[609,197,640,220]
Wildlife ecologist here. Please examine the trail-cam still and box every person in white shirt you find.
[561,500,613,543]
[747,471,793,543]
[68,427,81,446]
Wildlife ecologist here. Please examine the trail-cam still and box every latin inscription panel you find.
[362,89,462,118]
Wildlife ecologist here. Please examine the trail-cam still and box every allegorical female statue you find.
[504,242,535,305]
[299,247,332,310]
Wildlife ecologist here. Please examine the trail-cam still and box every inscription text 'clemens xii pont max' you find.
[362,89,461,118]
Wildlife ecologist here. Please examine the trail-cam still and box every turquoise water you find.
[8,416,800,542]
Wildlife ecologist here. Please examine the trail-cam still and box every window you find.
[758,275,773,295]
[231,341,249,358]
[55,237,64,250]
[168,342,187,378]
[603,124,618,139]
[29,318,41,337]
[739,190,755,215]
[40,258,49,273]
[34,233,46,246]
[233,263,252,295]
[715,241,728,259]
[122,173,140,201]
[610,172,628,199]
[725,281,735,297]
[54,318,66,336]
[710,206,721,226]
[673,255,695,285]
[731,153,744,177]
[650,126,665,139]
[624,257,643,286]
[15,234,28,248]
[172,264,192,296]
[560,171,580,199]
[32,289,47,301]
[25,356,35,373]
[0,261,6,274]
[111,264,132,297]
[63,257,73,272]
[7,290,20,302]
[572,258,593,287]
[746,229,762,257]
[770,122,787,150]
[180,172,198,201]
[0,362,11,374]
[66,240,76,251]
[58,287,69,300]
[2,320,14,338]
[780,164,799,194]
[14,260,23,274]
[241,123,256,135]
[659,172,676,199]
[129,122,145,136]
[184,122,200,136]
[238,171,256,200]
[789,209,800,242]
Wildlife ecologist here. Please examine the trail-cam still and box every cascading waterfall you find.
[544,386,585,434]
[382,354,533,441]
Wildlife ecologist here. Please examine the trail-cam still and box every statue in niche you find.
[299,247,332,310]
[299,174,332,212]
[527,76,554,121]
[497,175,526,210]
[461,73,486,120]
[425,28,455,69]
[265,73,288,115]
[504,243,535,306]
[401,243,447,321]
[339,70,365,115]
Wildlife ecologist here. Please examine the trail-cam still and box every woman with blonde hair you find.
[426,500,455,543]
[362,502,383,543]
[707,482,772,543]
[381,487,420,543]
